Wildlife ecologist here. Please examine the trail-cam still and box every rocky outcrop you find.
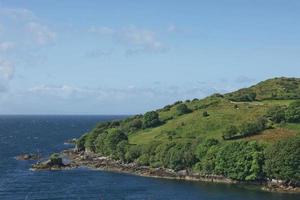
[31,149,300,193]
[15,153,41,161]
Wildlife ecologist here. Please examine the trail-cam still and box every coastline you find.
[31,148,300,194]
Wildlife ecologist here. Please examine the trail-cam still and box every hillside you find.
[225,77,300,101]
[76,77,300,184]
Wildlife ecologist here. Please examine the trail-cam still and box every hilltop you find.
[38,77,300,191]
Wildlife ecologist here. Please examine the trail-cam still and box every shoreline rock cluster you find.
[31,149,300,193]
[15,153,41,161]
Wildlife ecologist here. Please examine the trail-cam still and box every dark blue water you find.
[0,115,299,200]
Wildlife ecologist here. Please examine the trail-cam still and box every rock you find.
[15,153,41,161]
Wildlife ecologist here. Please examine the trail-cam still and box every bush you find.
[202,111,209,117]
[176,104,191,116]
[240,117,268,137]
[143,111,161,128]
[128,119,143,130]
[265,106,286,123]
[264,136,300,182]
[222,125,239,140]
[50,153,63,166]
[95,128,128,157]
[215,141,264,181]
[76,134,88,151]
[125,145,142,162]
[162,105,172,111]
[286,101,300,123]
[195,138,219,160]
[164,142,197,171]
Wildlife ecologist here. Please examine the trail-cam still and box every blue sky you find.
[0,0,300,114]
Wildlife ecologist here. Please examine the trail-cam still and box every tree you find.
[125,145,142,162]
[286,101,300,123]
[196,138,219,159]
[128,119,143,130]
[143,111,160,128]
[104,129,127,156]
[176,104,191,116]
[264,136,300,182]
[95,128,128,157]
[215,141,264,181]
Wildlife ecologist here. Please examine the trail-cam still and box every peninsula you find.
[33,77,300,193]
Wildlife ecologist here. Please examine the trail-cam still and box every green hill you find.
[225,77,300,101]
[76,77,300,183]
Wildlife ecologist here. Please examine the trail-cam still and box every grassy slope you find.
[225,77,300,100]
[129,78,300,146]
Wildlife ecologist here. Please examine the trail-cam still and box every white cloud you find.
[0,42,15,52]
[0,7,35,20]
[88,26,114,35]
[167,24,177,32]
[26,22,56,45]
[118,26,167,54]
[0,59,14,92]
[29,85,82,99]
[0,59,14,80]
[89,25,168,55]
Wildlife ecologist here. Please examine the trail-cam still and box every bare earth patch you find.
[245,128,297,143]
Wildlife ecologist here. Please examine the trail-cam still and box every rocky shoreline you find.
[31,149,300,193]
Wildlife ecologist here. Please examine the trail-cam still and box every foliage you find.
[222,125,239,140]
[240,117,268,137]
[176,104,192,116]
[125,145,142,163]
[202,111,209,117]
[265,105,286,123]
[143,111,161,128]
[286,100,300,123]
[50,153,63,165]
[77,77,300,182]
[76,134,88,151]
[215,141,265,181]
[225,77,300,101]
[95,128,128,158]
[264,136,300,182]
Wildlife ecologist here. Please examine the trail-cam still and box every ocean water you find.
[0,115,299,200]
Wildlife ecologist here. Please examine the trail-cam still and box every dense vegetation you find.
[76,77,300,183]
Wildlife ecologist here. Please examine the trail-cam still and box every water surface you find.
[0,115,299,200]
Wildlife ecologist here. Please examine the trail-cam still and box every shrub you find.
[215,141,264,181]
[143,111,161,128]
[202,111,209,117]
[265,106,286,123]
[264,136,300,182]
[76,134,88,151]
[50,153,63,166]
[162,105,172,111]
[125,145,142,163]
[286,101,300,123]
[195,138,219,160]
[95,128,128,157]
[222,125,239,140]
[240,117,268,137]
[128,119,143,130]
[176,104,191,116]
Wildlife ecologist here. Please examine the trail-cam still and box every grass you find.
[129,94,300,146]
[129,97,275,145]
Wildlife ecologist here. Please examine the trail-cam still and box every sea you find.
[0,115,299,200]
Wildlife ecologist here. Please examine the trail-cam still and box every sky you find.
[0,0,300,115]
